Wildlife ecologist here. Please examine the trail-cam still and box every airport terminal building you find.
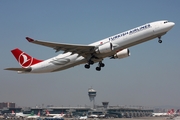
[0,104,153,118]
[0,89,153,118]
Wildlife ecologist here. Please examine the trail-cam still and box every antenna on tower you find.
[88,87,96,109]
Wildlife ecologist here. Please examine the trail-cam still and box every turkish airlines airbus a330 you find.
[5,20,175,73]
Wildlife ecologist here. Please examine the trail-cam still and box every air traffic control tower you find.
[102,102,109,109]
[88,88,96,109]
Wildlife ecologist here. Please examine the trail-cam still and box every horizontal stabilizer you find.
[4,67,31,72]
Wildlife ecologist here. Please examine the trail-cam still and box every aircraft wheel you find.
[158,40,162,43]
[96,67,101,71]
[85,64,90,69]
[100,63,105,67]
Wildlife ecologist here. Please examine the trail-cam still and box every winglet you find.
[26,37,34,42]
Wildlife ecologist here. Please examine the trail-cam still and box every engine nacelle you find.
[111,49,130,59]
[95,43,112,54]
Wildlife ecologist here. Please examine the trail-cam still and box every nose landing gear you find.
[158,37,162,43]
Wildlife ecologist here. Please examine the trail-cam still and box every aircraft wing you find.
[26,37,95,56]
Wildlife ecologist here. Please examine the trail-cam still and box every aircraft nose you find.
[167,22,175,30]
[168,22,175,28]
[170,22,175,27]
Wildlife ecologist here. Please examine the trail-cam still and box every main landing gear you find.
[84,60,94,69]
[96,61,105,71]
[158,37,162,43]
[84,60,105,71]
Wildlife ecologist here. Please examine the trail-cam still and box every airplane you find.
[4,20,175,73]
[27,115,40,119]
[10,110,15,116]
[152,112,168,117]
[88,114,98,118]
[79,116,88,120]
[15,111,40,118]
[15,112,29,118]
[152,109,178,117]
[46,110,65,118]
[27,111,40,119]
[168,109,180,116]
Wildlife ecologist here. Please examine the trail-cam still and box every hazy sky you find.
[0,1,180,109]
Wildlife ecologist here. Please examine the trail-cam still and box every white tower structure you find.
[88,88,97,109]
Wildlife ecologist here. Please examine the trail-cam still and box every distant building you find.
[102,102,109,109]
[88,87,97,109]
[0,102,15,109]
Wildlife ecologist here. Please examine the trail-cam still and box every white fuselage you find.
[24,20,174,73]
[46,113,65,118]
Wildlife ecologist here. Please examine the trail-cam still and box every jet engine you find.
[95,42,119,54]
[111,48,130,59]
[95,43,112,54]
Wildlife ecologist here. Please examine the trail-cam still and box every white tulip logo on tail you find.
[18,52,33,67]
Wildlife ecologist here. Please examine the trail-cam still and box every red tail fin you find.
[12,110,15,114]
[46,110,50,115]
[38,111,40,116]
[11,48,43,68]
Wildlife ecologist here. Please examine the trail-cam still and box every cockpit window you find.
[164,21,168,24]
